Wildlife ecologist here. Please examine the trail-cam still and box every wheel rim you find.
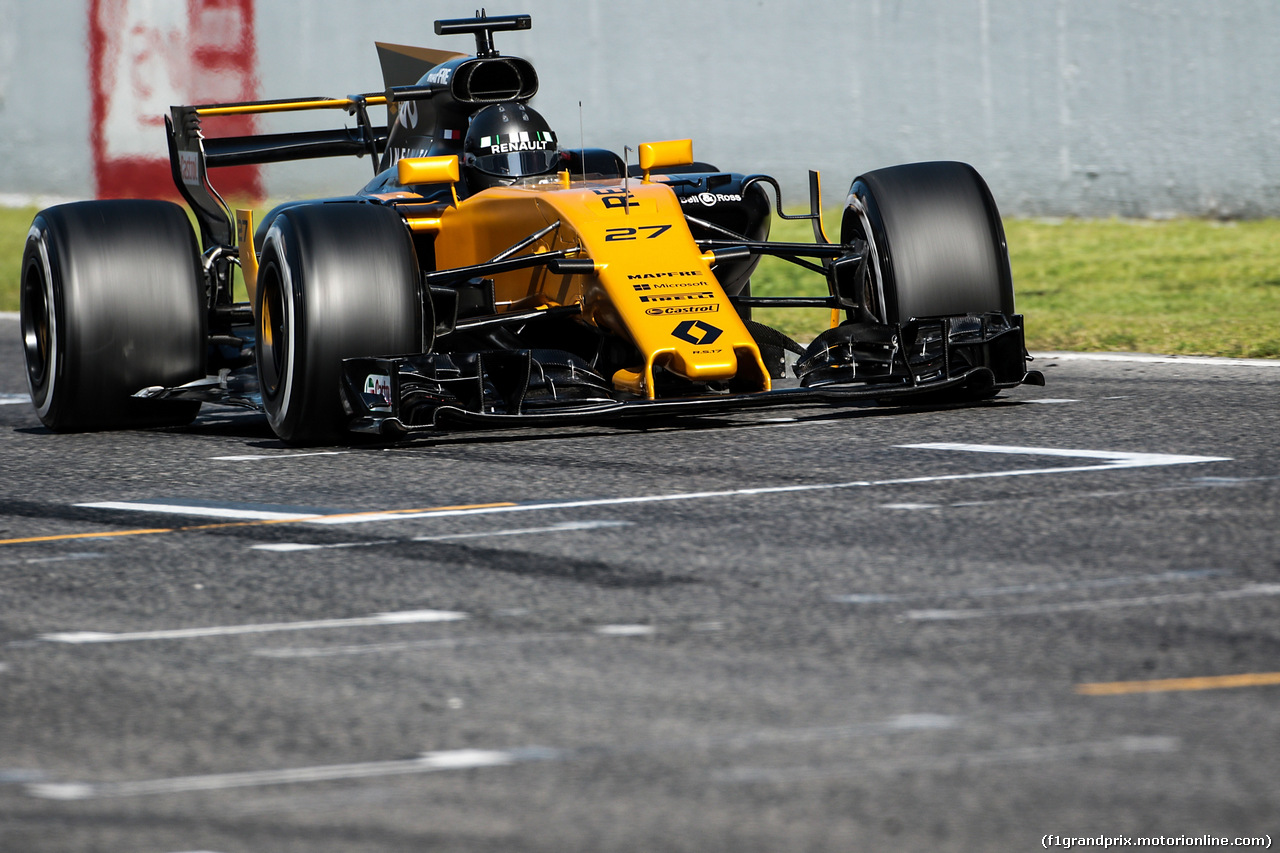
[257,261,289,401]
[22,260,51,386]
[21,233,56,398]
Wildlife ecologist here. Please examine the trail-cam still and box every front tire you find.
[21,200,205,431]
[255,203,423,444]
[841,161,1013,324]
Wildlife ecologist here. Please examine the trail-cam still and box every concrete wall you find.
[2,0,1278,217]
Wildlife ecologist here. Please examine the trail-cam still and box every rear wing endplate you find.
[166,93,392,249]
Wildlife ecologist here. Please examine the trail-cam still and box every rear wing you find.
[166,93,392,249]
[168,13,534,251]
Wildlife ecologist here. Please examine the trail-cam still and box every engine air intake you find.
[452,58,538,104]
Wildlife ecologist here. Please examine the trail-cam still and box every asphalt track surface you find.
[1,313,1278,852]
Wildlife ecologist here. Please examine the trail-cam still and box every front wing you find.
[339,314,1044,436]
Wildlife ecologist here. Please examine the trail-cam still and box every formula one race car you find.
[21,11,1043,443]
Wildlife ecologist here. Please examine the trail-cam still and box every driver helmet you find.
[462,103,560,192]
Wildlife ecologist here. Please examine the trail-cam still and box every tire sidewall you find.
[21,218,63,424]
[256,220,303,438]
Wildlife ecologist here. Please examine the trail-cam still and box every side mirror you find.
[638,139,693,183]
[398,155,462,204]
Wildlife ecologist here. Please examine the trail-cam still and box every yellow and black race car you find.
[21,12,1043,444]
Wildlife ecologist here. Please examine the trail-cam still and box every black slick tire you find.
[841,161,1013,324]
[254,203,422,444]
[20,200,205,431]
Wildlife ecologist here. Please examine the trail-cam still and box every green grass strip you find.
[753,215,1280,357]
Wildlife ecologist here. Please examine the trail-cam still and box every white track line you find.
[713,736,1179,784]
[27,715,956,800]
[25,748,549,800]
[307,446,1230,527]
[75,501,325,521]
[39,609,467,644]
[1033,351,1280,368]
[211,452,348,461]
[905,583,1280,621]
[900,444,1229,467]
[252,633,579,660]
[595,624,656,636]
[833,569,1228,604]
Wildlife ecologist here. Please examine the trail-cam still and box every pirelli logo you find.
[637,291,716,304]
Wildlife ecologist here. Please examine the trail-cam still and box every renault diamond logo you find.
[672,320,723,345]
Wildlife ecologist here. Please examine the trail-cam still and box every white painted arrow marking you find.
[65,445,1231,534]
[899,444,1230,468]
[75,501,325,521]
[300,445,1230,526]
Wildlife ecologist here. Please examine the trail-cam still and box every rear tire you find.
[21,200,205,431]
[841,161,1013,324]
[254,203,423,444]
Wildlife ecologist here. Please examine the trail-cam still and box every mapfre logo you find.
[629,270,702,282]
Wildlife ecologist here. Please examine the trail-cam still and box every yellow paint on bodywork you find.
[404,216,443,233]
[638,139,694,183]
[235,208,258,306]
[259,286,273,347]
[196,95,389,117]
[398,156,460,186]
[430,177,769,398]
[398,156,461,206]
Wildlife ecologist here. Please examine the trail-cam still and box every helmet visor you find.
[469,130,559,177]
[472,148,560,177]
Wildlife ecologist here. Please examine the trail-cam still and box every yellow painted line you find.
[1076,671,1280,695]
[0,529,176,546]
[295,502,517,522]
[0,503,518,547]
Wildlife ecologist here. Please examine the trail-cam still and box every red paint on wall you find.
[90,0,262,201]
